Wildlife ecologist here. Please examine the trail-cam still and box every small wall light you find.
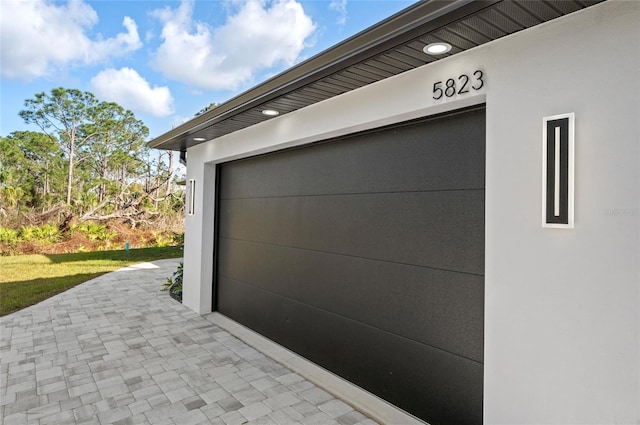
[188,179,196,216]
[542,113,575,228]
[423,42,452,55]
[192,137,206,142]
[262,109,279,116]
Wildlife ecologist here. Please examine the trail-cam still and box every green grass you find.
[0,247,182,317]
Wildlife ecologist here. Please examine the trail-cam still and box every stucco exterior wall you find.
[482,3,639,423]
[182,1,640,423]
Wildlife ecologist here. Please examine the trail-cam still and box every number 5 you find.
[433,82,443,100]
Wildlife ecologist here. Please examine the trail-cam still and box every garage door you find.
[215,107,485,424]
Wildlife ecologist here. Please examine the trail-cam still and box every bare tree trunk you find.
[118,164,127,211]
[98,183,104,203]
[43,168,49,213]
[66,145,74,205]
[165,151,174,197]
[155,153,162,208]
[98,157,107,203]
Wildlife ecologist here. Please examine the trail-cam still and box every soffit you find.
[149,0,605,151]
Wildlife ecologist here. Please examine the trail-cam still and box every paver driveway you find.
[0,259,377,425]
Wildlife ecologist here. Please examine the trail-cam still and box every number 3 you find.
[472,70,484,90]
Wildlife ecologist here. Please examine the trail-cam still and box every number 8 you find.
[445,79,456,97]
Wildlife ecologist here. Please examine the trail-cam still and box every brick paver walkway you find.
[0,259,377,425]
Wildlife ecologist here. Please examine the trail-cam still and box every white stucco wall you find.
[182,1,640,423]
[483,3,639,423]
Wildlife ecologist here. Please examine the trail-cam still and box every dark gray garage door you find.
[215,107,485,425]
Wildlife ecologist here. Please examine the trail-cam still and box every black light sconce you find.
[180,150,187,166]
[542,113,574,228]
[188,179,196,216]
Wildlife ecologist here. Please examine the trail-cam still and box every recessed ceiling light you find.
[262,109,279,116]
[192,137,206,142]
[423,42,452,55]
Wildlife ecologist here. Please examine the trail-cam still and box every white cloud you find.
[90,68,174,118]
[329,0,348,26]
[0,0,142,80]
[150,0,316,91]
[171,115,192,128]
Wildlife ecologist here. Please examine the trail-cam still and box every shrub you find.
[149,231,184,248]
[17,225,40,242]
[16,224,61,243]
[0,227,18,244]
[151,231,173,248]
[162,262,183,303]
[75,223,116,241]
[173,232,185,249]
[38,224,61,242]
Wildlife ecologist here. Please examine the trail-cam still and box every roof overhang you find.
[149,0,605,152]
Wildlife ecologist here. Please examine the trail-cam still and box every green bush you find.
[17,225,39,242]
[16,224,61,243]
[75,223,116,241]
[0,227,18,244]
[39,224,61,242]
[151,231,184,248]
[173,232,184,249]
[162,262,183,303]
[151,231,173,248]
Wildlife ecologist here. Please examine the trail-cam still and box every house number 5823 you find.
[433,70,484,100]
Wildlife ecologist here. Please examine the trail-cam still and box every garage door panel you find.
[220,109,485,200]
[219,190,484,275]
[218,236,484,362]
[216,107,485,425]
[218,274,483,425]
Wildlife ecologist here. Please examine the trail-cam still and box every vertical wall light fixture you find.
[542,113,574,228]
[188,179,196,215]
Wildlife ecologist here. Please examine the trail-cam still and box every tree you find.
[81,102,149,205]
[0,132,65,212]
[0,136,25,216]
[20,88,101,205]
[75,102,177,225]
[9,88,184,230]
[0,136,24,187]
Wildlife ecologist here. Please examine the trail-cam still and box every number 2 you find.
[458,74,470,94]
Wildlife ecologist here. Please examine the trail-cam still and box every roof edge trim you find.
[148,0,499,150]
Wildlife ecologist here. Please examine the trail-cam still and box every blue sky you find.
[1,0,416,141]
